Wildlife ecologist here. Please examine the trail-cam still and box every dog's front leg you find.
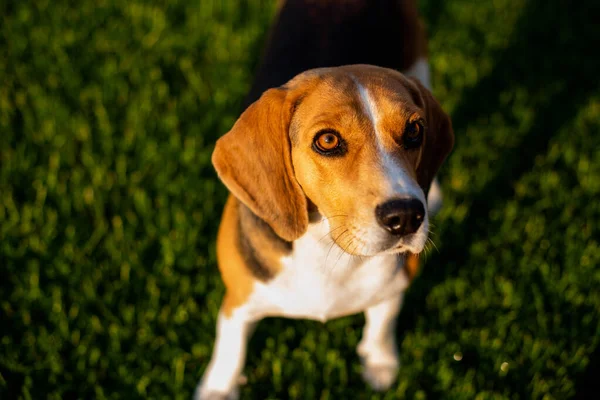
[357,293,404,392]
[195,303,256,400]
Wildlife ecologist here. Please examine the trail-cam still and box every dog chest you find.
[249,226,410,322]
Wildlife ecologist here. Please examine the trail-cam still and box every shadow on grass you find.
[575,344,600,397]
[235,0,600,397]
[397,0,600,395]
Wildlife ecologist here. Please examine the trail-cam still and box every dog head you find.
[212,65,453,255]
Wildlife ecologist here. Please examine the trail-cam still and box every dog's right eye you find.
[403,120,424,149]
[312,130,346,156]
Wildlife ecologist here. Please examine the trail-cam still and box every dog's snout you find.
[375,199,425,236]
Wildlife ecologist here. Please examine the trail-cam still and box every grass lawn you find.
[1,0,599,398]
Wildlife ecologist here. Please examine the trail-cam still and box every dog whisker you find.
[318,224,346,244]
[327,229,352,279]
[342,238,356,276]
[344,238,361,272]
[426,235,440,254]
[321,214,348,222]
[332,235,352,276]
[325,228,349,274]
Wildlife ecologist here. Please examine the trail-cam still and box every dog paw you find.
[361,361,399,391]
[357,341,399,391]
[194,385,239,400]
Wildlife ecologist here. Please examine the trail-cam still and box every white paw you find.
[194,383,239,400]
[361,362,399,391]
[357,342,399,391]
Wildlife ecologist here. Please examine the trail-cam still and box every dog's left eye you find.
[403,120,424,149]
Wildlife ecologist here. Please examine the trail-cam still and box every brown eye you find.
[403,120,424,149]
[316,133,339,150]
[313,130,345,156]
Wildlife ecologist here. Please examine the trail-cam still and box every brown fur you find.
[237,202,293,281]
[218,196,296,316]
[407,78,455,194]
[212,88,310,242]
[216,196,255,316]
[405,253,421,280]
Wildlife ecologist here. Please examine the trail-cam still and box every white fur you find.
[357,294,403,390]
[196,220,410,398]
[252,218,410,322]
[195,308,254,400]
[355,79,378,128]
[403,57,431,90]
[427,177,443,215]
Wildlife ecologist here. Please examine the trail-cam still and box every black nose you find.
[375,199,425,236]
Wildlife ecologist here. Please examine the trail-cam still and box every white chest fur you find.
[247,219,410,322]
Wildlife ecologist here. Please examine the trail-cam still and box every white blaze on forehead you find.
[353,77,380,131]
[350,76,425,201]
[350,75,429,254]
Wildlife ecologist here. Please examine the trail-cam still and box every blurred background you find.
[1,0,599,398]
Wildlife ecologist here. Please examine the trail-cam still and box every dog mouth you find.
[321,214,429,256]
[372,228,430,255]
[329,229,425,257]
[390,244,409,253]
[393,232,430,253]
[380,239,421,255]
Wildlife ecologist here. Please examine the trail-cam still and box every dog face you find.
[212,65,453,255]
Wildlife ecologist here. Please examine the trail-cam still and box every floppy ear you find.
[409,78,455,195]
[212,88,308,242]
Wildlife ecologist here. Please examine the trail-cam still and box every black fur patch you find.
[237,204,293,281]
[237,221,274,281]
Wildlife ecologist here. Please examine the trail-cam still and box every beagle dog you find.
[195,1,454,399]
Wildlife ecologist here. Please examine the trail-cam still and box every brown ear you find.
[211,88,308,242]
[409,78,455,195]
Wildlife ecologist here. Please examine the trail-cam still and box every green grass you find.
[1,0,599,398]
